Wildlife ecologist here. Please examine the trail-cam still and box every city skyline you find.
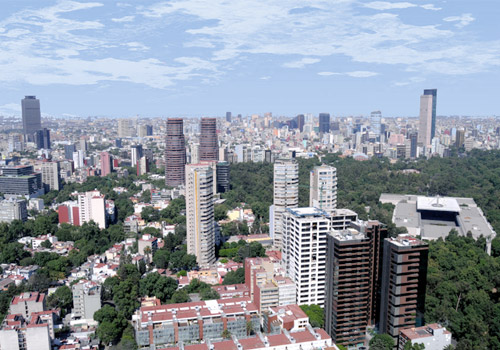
[0,1,498,118]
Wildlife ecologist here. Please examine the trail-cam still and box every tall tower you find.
[283,207,330,306]
[41,161,60,192]
[130,144,143,168]
[378,235,429,345]
[319,113,330,133]
[271,159,298,249]
[370,111,382,139]
[21,96,42,142]
[165,118,186,187]
[186,164,215,267]
[309,165,337,214]
[418,89,437,147]
[199,118,218,161]
[226,112,232,123]
[100,152,113,177]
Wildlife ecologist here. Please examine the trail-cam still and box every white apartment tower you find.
[283,207,330,306]
[78,190,106,229]
[271,159,299,249]
[418,94,433,147]
[41,161,61,191]
[186,164,215,267]
[309,165,337,214]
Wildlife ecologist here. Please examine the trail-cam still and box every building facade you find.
[271,159,299,249]
[186,164,215,267]
[319,113,330,133]
[0,198,28,223]
[100,151,113,176]
[165,118,187,187]
[309,165,337,214]
[72,280,101,321]
[40,161,60,192]
[199,118,219,161]
[0,165,43,197]
[21,96,42,142]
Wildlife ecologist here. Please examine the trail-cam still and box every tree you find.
[222,268,245,285]
[153,249,170,269]
[140,273,178,303]
[215,205,229,221]
[403,341,425,350]
[246,320,254,336]
[221,329,231,339]
[94,305,118,324]
[41,239,52,249]
[170,289,190,304]
[96,320,123,345]
[369,334,395,350]
[200,288,220,301]
[140,190,151,203]
[141,206,160,222]
[47,285,73,315]
[299,304,324,328]
[143,246,152,263]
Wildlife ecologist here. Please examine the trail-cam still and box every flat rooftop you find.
[286,207,329,218]
[417,196,460,213]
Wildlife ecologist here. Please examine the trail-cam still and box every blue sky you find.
[0,0,499,118]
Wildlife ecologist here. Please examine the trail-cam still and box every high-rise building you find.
[370,111,382,139]
[64,144,76,160]
[137,156,149,176]
[138,124,153,138]
[309,165,337,214]
[325,221,388,348]
[418,89,437,147]
[131,144,143,167]
[319,113,330,133]
[165,118,186,187]
[34,128,50,149]
[73,150,85,169]
[379,235,429,345]
[186,164,215,267]
[0,165,42,196]
[199,118,218,161]
[226,111,232,123]
[283,207,329,306]
[216,161,230,193]
[270,159,299,249]
[100,151,112,177]
[72,280,101,321]
[409,132,418,159]
[0,198,28,223]
[21,96,42,142]
[78,190,107,229]
[455,129,465,148]
[296,114,305,132]
[40,161,60,192]
[118,119,133,138]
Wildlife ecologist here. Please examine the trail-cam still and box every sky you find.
[0,0,499,118]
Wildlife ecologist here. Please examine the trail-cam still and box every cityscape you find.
[0,2,499,350]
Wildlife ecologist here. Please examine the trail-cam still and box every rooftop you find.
[286,207,329,218]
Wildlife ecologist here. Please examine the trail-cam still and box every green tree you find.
[153,249,170,269]
[299,304,324,328]
[47,285,73,315]
[215,204,229,221]
[369,334,395,350]
[222,268,245,285]
[40,239,52,249]
[221,329,231,339]
[403,341,425,350]
[170,289,190,304]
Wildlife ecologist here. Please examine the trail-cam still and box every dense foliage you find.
[217,240,266,262]
[299,304,324,328]
[222,267,245,285]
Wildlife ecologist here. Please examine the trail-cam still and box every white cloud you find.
[283,58,320,68]
[112,15,135,22]
[421,4,441,11]
[317,71,378,78]
[444,14,475,28]
[0,103,21,115]
[364,2,417,10]
[260,76,271,80]
[126,42,150,51]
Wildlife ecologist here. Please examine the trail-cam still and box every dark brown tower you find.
[199,118,218,161]
[165,118,186,187]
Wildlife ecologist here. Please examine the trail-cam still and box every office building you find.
[370,111,382,139]
[34,128,51,149]
[100,151,113,176]
[21,96,42,142]
[325,222,387,348]
[131,144,143,167]
[137,156,149,176]
[40,160,60,191]
[64,144,76,160]
[216,161,230,193]
[199,118,218,161]
[0,165,42,197]
[78,190,107,229]
[226,111,232,123]
[309,165,337,214]
[165,118,186,187]
[399,324,451,350]
[330,209,358,230]
[118,118,134,138]
[409,132,418,159]
[418,89,437,147]
[283,207,329,306]
[455,129,465,148]
[0,198,28,223]
[72,279,101,321]
[186,164,215,267]
[8,134,24,152]
[138,124,153,138]
[379,235,429,344]
[296,114,305,132]
[265,150,273,163]
[9,292,46,319]
[271,159,298,249]
[319,113,330,133]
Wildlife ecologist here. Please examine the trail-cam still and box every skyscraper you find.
[100,151,112,177]
[283,207,330,306]
[34,128,51,150]
[130,144,143,167]
[40,161,60,192]
[409,132,418,158]
[309,165,337,215]
[226,111,232,123]
[370,111,382,139]
[418,89,437,147]
[118,119,133,138]
[296,114,305,132]
[186,164,215,267]
[199,118,218,161]
[165,118,186,187]
[319,113,330,133]
[378,235,429,346]
[22,96,42,142]
[216,161,230,193]
[64,144,76,160]
[455,129,465,148]
[270,159,299,249]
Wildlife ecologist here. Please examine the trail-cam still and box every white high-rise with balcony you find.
[186,163,215,267]
[309,165,337,215]
[271,158,298,250]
